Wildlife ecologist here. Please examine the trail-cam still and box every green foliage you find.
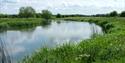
[36,13,42,18]
[120,11,125,17]
[109,11,118,17]
[0,18,45,31]
[22,34,125,63]
[1,10,125,18]
[19,6,36,18]
[56,13,62,18]
[0,23,9,30]
[1,17,125,63]
[41,10,52,20]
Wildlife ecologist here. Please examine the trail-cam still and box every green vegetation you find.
[0,7,125,18]
[0,6,125,63]
[120,11,125,17]
[0,6,54,18]
[109,11,118,17]
[0,8,53,31]
[20,17,125,63]
[56,13,62,18]
[0,18,43,31]
[19,6,36,18]
[41,10,53,20]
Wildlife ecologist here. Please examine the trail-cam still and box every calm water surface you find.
[0,20,103,62]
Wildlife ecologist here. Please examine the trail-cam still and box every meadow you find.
[17,17,125,63]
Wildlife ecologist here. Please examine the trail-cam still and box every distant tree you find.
[19,7,25,17]
[0,14,5,18]
[120,11,125,17]
[36,13,42,18]
[109,11,118,17]
[41,10,52,20]
[0,14,10,18]
[56,13,61,18]
[19,6,36,18]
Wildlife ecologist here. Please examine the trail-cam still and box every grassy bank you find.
[0,18,51,31]
[60,17,125,33]
[21,17,125,63]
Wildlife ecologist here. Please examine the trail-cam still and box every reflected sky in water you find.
[0,21,103,62]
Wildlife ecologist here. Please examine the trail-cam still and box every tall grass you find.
[0,18,51,31]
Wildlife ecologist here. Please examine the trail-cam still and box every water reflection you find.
[0,20,103,62]
[41,20,52,28]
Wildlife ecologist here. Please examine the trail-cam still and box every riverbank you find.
[0,17,125,63]
[20,17,125,63]
[0,18,53,31]
[0,18,41,31]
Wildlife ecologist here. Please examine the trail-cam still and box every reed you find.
[0,38,11,63]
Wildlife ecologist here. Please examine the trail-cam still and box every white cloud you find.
[0,0,125,15]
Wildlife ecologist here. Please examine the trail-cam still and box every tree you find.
[36,13,42,18]
[41,10,52,20]
[120,11,125,17]
[56,13,61,18]
[19,6,36,18]
[109,11,118,17]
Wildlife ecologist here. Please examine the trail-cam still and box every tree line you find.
[0,6,53,19]
[92,11,125,17]
[56,11,125,18]
[0,6,125,18]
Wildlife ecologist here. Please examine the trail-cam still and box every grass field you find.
[1,17,125,63]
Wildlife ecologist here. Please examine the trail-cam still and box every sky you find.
[0,0,125,15]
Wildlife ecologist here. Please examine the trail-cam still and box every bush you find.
[109,11,118,17]
[0,23,9,30]
[41,10,52,20]
[120,11,125,17]
[56,13,62,18]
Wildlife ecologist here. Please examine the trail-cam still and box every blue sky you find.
[0,0,125,15]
